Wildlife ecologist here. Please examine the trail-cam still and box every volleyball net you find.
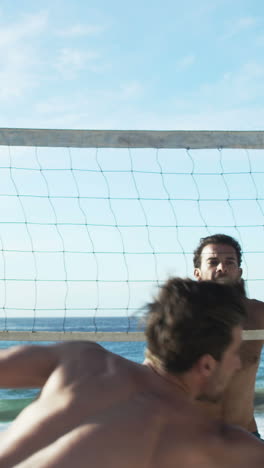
[0,128,264,341]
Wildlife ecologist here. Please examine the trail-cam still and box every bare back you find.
[0,342,263,468]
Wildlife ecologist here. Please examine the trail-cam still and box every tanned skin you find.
[194,242,264,433]
[0,331,263,467]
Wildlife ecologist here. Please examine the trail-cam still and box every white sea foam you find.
[0,421,10,432]
[255,413,264,438]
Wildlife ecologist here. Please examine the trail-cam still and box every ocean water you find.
[0,316,264,437]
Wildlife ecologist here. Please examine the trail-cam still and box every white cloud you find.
[223,16,257,39]
[197,62,264,105]
[119,81,144,99]
[176,55,195,70]
[56,24,105,37]
[55,47,106,78]
[255,34,264,46]
[25,99,264,132]
[29,80,145,129]
[35,80,144,116]
[27,61,264,131]
[0,47,38,100]
[166,61,264,118]
[0,11,48,47]
[0,12,48,101]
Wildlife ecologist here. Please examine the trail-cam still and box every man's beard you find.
[214,275,232,284]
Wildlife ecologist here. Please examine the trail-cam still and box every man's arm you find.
[0,344,60,388]
[219,422,264,465]
[257,300,264,332]
[248,299,264,343]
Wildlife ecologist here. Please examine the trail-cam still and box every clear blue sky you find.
[1,0,264,130]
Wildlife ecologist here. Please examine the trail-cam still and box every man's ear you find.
[196,354,217,378]
[238,267,243,278]
[194,268,201,281]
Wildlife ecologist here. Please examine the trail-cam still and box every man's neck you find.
[143,351,198,401]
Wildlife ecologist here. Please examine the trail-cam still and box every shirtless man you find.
[193,233,264,438]
[0,278,263,467]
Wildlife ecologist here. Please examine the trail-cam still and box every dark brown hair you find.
[145,277,246,374]
[193,234,242,268]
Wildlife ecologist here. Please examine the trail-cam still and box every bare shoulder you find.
[53,341,141,376]
[247,298,264,311]
[54,341,106,363]
[150,416,264,468]
[220,422,264,455]
[245,298,264,328]
[198,422,264,468]
[56,340,103,354]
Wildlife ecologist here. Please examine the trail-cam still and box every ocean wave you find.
[254,388,264,411]
[0,397,33,422]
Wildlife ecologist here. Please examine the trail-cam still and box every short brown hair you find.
[145,277,246,374]
[193,234,242,268]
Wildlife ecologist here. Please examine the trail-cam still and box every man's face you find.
[194,243,242,284]
[199,325,243,403]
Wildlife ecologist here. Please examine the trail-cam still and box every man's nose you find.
[216,262,227,272]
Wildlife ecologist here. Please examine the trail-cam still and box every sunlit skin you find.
[0,333,263,468]
[144,325,242,404]
[194,243,242,285]
[198,325,242,403]
[194,242,264,434]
